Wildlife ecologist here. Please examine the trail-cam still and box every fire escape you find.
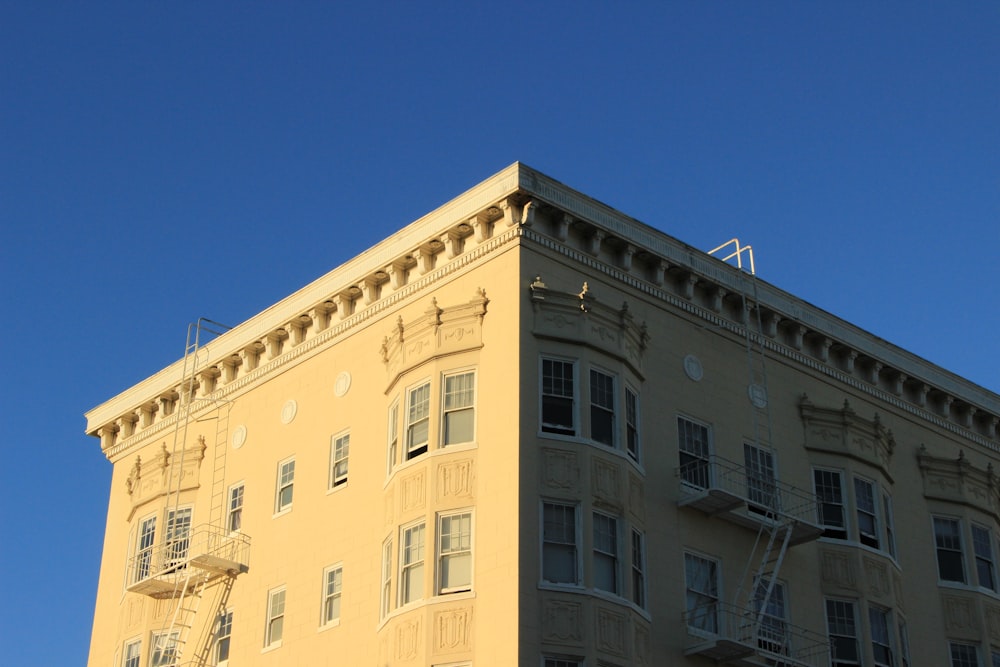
[677,241,828,667]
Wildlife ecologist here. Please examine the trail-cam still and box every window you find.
[541,358,575,435]
[589,369,616,446]
[678,417,711,488]
[544,659,581,667]
[542,502,579,584]
[215,610,232,664]
[631,529,646,608]
[814,469,847,539]
[442,371,475,446]
[993,650,1000,667]
[754,579,788,655]
[227,484,244,533]
[329,432,350,488]
[386,400,399,474]
[164,507,192,569]
[438,512,472,593]
[400,522,425,605]
[935,517,967,583]
[685,553,719,634]
[826,599,859,666]
[380,538,392,619]
[899,620,911,667]
[854,478,879,549]
[406,381,431,459]
[744,443,777,512]
[122,638,141,667]
[884,492,897,558]
[322,565,343,626]
[150,631,179,667]
[265,587,286,647]
[951,643,980,667]
[625,387,639,461]
[275,458,295,514]
[973,523,997,591]
[869,606,894,667]
[134,515,156,582]
[593,512,619,594]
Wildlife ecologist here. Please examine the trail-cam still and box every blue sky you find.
[1,2,998,663]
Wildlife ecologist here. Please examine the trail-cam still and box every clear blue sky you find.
[1,2,997,663]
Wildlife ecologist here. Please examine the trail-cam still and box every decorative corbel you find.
[264,329,288,360]
[621,245,636,272]
[586,230,605,256]
[556,213,572,242]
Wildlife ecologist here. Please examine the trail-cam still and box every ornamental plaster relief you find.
[986,605,1000,642]
[541,448,581,494]
[592,458,623,512]
[820,548,857,592]
[432,606,473,655]
[124,439,205,519]
[942,593,980,637]
[633,623,650,666]
[917,446,1000,521]
[862,556,891,601]
[436,459,475,502]
[120,597,145,632]
[595,606,627,657]
[628,473,644,523]
[400,470,426,515]
[394,618,421,661]
[541,598,584,644]
[799,396,895,479]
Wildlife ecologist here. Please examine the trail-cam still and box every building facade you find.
[86,163,1000,667]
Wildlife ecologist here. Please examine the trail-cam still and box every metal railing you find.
[677,455,820,527]
[684,602,830,667]
[128,524,250,589]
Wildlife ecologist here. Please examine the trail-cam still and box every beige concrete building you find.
[86,163,1000,667]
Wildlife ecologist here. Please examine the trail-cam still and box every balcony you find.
[677,455,822,545]
[127,524,250,598]
[684,602,830,667]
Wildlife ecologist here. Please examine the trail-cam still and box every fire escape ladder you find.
[191,574,237,667]
[152,569,209,666]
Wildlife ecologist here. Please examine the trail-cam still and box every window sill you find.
[377,591,478,631]
[318,619,341,633]
[261,641,282,654]
[272,507,292,520]
[326,482,348,496]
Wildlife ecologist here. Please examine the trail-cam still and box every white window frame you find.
[441,370,476,447]
[883,492,897,558]
[406,380,431,459]
[934,516,967,583]
[678,416,712,489]
[264,587,286,648]
[899,619,911,667]
[134,513,157,583]
[164,506,193,571]
[321,563,343,628]
[386,399,399,475]
[589,367,616,447]
[592,511,619,594]
[854,476,880,549]
[437,510,473,594]
[625,385,640,462]
[399,521,426,606]
[274,457,295,515]
[869,604,894,667]
[380,537,393,619]
[541,501,580,586]
[972,523,997,592]
[150,630,179,667]
[813,468,848,540]
[543,658,582,667]
[215,609,233,665]
[329,431,350,489]
[227,482,245,533]
[754,578,789,655]
[631,528,646,608]
[685,552,720,635]
[122,637,141,667]
[744,442,778,512]
[950,642,980,667]
[825,598,860,667]
[540,357,576,436]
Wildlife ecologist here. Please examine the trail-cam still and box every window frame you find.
[437,510,473,594]
[950,642,980,667]
[150,630,179,667]
[541,501,581,586]
[744,442,778,512]
[164,505,193,570]
[684,551,720,635]
[227,482,245,533]
[405,380,431,459]
[972,522,997,592]
[215,609,233,665]
[825,598,860,667]
[441,370,476,447]
[631,528,646,609]
[754,577,789,655]
[274,457,295,516]
[540,357,577,436]
[813,468,848,540]
[399,521,426,606]
[934,516,967,584]
[625,385,640,462]
[321,563,344,628]
[869,605,894,667]
[853,476,880,550]
[380,537,393,620]
[678,416,712,489]
[589,367,617,447]
[386,398,399,475]
[264,586,286,648]
[329,430,350,489]
[134,513,157,583]
[592,510,619,595]
[122,637,141,667]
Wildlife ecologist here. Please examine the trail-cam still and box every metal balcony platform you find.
[127,524,250,598]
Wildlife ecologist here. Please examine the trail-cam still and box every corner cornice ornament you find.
[799,394,896,481]
[529,276,649,377]
[124,438,206,520]
[381,289,490,386]
[917,444,1000,521]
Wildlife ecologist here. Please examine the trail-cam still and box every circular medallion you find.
[683,354,704,381]
[334,371,352,397]
[281,399,298,424]
[232,425,247,449]
[748,383,768,408]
